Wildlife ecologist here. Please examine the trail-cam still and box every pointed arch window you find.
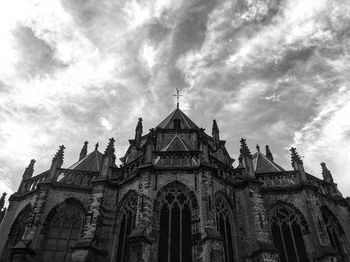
[321,206,346,256]
[2,205,32,262]
[41,202,84,262]
[157,185,193,262]
[269,205,309,262]
[215,195,235,262]
[114,192,138,262]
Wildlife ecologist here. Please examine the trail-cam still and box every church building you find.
[0,106,349,262]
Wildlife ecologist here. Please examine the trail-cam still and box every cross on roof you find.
[173,88,183,109]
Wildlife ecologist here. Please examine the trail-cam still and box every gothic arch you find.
[214,192,239,262]
[1,204,33,262]
[110,190,138,262]
[321,206,348,259]
[268,202,309,262]
[153,181,200,262]
[38,198,86,262]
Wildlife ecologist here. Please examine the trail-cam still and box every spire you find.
[290,147,307,182]
[104,138,115,156]
[100,138,116,178]
[52,145,65,163]
[290,147,302,165]
[0,192,6,211]
[23,159,36,179]
[256,144,260,152]
[321,162,334,183]
[79,141,88,161]
[135,117,143,149]
[212,119,220,144]
[265,145,274,161]
[239,138,254,177]
[240,138,252,158]
[95,142,99,151]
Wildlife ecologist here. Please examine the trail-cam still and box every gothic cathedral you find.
[0,107,349,262]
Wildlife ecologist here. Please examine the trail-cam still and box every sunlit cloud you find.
[0,0,350,197]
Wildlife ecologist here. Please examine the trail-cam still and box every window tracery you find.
[1,205,32,262]
[114,192,138,262]
[41,202,83,262]
[215,195,235,262]
[157,184,193,262]
[269,205,308,262]
[321,206,345,257]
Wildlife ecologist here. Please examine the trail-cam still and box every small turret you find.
[212,120,220,145]
[47,145,65,181]
[135,117,143,149]
[265,145,273,161]
[100,138,116,178]
[321,162,334,183]
[23,159,36,180]
[79,141,88,161]
[290,147,307,182]
[240,138,254,178]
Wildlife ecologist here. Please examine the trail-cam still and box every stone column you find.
[128,171,152,262]
[71,138,116,262]
[199,170,224,262]
[236,139,280,262]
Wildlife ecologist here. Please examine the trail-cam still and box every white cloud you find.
[292,87,350,195]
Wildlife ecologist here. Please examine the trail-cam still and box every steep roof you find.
[68,150,103,172]
[157,108,198,129]
[161,135,193,152]
[252,151,285,173]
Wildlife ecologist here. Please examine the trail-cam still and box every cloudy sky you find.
[1,0,350,198]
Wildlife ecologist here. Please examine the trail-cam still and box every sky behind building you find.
[0,0,350,197]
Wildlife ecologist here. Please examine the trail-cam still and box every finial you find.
[0,192,7,210]
[104,138,115,156]
[136,117,143,131]
[212,119,220,143]
[53,145,65,162]
[79,141,88,161]
[290,147,302,164]
[321,162,334,183]
[256,144,260,152]
[23,159,36,179]
[265,145,274,161]
[135,118,143,149]
[240,138,252,158]
[173,88,183,109]
[95,142,99,151]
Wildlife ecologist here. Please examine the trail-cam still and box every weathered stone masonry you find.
[0,108,349,262]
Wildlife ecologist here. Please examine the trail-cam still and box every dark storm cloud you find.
[1,0,350,196]
[14,26,67,78]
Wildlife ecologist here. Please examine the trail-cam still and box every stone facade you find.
[0,108,349,262]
